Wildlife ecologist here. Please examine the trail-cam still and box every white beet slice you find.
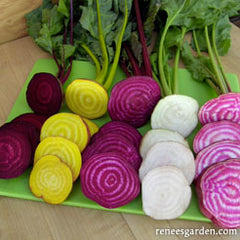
[151,94,199,137]
[142,166,192,220]
[139,128,189,159]
[139,141,195,184]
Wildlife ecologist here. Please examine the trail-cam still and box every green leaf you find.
[57,0,70,18]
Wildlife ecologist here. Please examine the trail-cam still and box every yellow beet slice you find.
[29,155,73,204]
[34,137,81,181]
[65,79,108,119]
[40,112,89,152]
[82,117,99,136]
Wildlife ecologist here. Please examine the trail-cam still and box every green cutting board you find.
[0,59,239,222]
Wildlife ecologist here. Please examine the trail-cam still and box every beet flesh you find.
[108,76,161,128]
[26,73,63,116]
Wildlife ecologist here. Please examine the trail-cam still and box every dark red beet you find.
[0,121,40,154]
[0,129,32,179]
[26,73,63,116]
[82,133,142,171]
[12,113,48,132]
[80,152,141,209]
[91,121,142,149]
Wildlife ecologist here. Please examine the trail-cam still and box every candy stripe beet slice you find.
[198,92,240,125]
[0,129,32,179]
[12,113,48,132]
[142,166,192,220]
[196,159,240,229]
[91,121,142,149]
[82,133,142,171]
[80,153,140,209]
[108,76,161,128]
[195,140,240,180]
[193,120,240,153]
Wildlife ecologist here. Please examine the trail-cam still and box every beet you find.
[193,120,240,153]
[108,76,161,128]
[26,73,63,116]
[0,129,32,179]
[82,133,142,171]
[12,112,48,131]
[80,152,140,209]
[91,121,142,149]
[196,159,240,229]
[195,140,240,180]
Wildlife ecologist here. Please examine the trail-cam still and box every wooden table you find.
[0,26,240,240]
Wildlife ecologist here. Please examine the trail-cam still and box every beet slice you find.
[108,76,161,128]
[12,113,48,131]
[193,120,240,153]
[198,92,240,125]
[80,152,140,209]
[1,121,40,154]
[0,129,32,179]
[82,133,142,171]
[195,140,240,180]
[26,72,63,116]
[196,159,240,229]
[91,121,142,149]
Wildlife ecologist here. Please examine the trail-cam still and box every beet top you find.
[26,72,63,116]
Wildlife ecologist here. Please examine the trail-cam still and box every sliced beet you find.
[0,129,32,179]
[91,121,142,149]
[26,72,63,116]
[82,133,142,171]
[80,152,140,209]
[195,140,240,180]
[108,76,161,128]
[193,120,240,153]
[196,158,240,229]
[12,112,48,131]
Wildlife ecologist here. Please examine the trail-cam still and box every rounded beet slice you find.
[80,152,140,209]
[0,129,32,179]
[91,121,142,149]
[108,76,161,128]
[26,72,63,116]
[196,159,240,229]
[82,133,142,171]
[12,113,48,131]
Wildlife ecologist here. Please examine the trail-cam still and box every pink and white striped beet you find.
[193,120,240,153]
[80,153,140,209]
[198,92,240,125]
[82,133,142,171]
[195,140,240,180]
[91,121,142,149]
[196,159,240,229]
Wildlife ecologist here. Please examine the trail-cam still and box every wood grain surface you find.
[0,10,240,240]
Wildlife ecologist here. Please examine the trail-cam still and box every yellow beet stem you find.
[29,155,73,205]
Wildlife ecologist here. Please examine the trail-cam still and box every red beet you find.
[196,159,240,229]
[26,73,63,116]
[82,133,142,171]
[12,113,48,132]
[108,76,161,128]
[80,152,140,209]
[91,121,142,149]
[0,129,32,179]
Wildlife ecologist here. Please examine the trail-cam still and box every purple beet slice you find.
[0,129,32,179]
[196,158,240,229]
[26,72,63,116]
[82,133,142,171]
[195,140,240,180]
[80,152,140,209]
[12,112,48,131]
[91,121,142,149]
